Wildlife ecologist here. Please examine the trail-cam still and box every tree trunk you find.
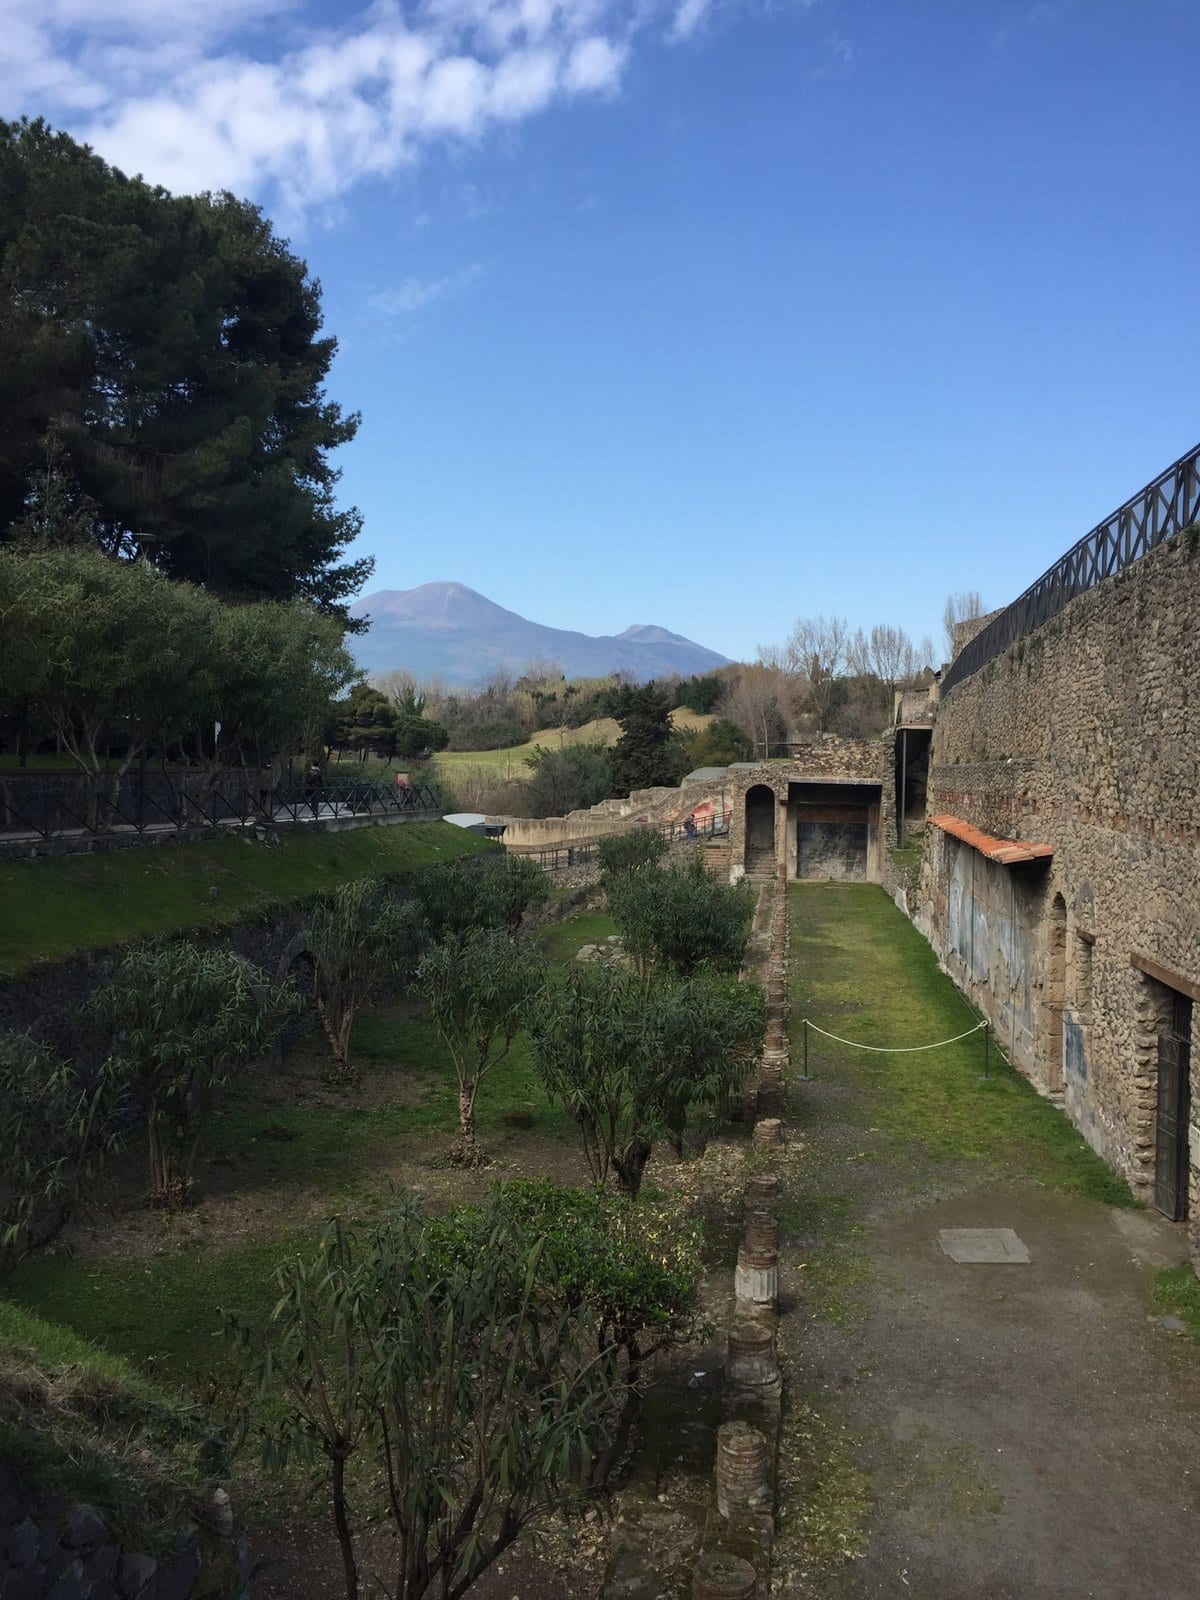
[316,993,358,1084]
[331,1452,359,1600]
[453,1081,481,1166]
[612,1138,652,1198]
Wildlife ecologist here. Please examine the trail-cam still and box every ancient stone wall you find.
[919,534,1200,1257]
[726,738,897,884]
[497,772,732,853]
[0,1462,235,1600]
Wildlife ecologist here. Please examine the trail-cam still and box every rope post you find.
[983,1022,990,1080]
[803,1017,809,1080]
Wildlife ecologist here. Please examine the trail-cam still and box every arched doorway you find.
[1044,893,1067,1092]
[744,785,776,874]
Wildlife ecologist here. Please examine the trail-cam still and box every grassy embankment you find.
[0,820,492,975]
[0,1300,220,1552]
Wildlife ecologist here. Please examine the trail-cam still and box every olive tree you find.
[88,943,296,1206]
[0,1033,122,1283]
[417,928,545,1165]
[607,853,753,978]
[307,880,426,1081]
[528,964,765,1197]
[231,1197,623,1600]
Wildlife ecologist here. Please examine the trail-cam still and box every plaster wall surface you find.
[919,535,1200,1256]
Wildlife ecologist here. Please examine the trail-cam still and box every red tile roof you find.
[928,814,1054,865]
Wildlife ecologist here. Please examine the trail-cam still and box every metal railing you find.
[941,441,1200,697]
[0,772,441,846]
[515,808,731,873]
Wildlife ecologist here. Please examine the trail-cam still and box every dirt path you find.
[776,885,1200,1600]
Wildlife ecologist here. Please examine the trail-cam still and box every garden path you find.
[776,884,1200,1600]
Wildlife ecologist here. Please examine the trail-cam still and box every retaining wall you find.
[918,534,1200,1256]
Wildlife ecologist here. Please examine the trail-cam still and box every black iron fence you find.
[0,769,441,846]
[941,440,1200,697]
[514,807,730,873]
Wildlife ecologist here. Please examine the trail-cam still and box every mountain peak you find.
[347,582,728,685]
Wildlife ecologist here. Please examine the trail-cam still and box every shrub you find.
[87,943,296,1206]
[232,1196,623,1600]
[308,879,427,1080]
[464,1179,702,1483]
[528,964,764,1196]
[410,854,548,941]
[0,1034,122,1283]
[607,853,753,977]
[596,826,668,881]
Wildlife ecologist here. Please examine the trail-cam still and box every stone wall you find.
[0,1463,234,1600]
[497,772,732,853]
[918,534,1200,1259]
[725,738,897,884]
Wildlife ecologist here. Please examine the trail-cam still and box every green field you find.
[0,821,493,974]
[431,707,716,778]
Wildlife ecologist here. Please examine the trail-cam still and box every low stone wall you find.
[0,1463,236,1600]
[498,773,732,854]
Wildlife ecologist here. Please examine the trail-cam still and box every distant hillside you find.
[348,582,730,684]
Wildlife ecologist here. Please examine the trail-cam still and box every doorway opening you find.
[1155,989,1193,1222]
[1043,894,1067,1092]
[744,785,776,875]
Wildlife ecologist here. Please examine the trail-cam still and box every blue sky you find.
[4,0,1198,663]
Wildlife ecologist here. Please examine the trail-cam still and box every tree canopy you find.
[0,117,369,618]
[605,682,688,794]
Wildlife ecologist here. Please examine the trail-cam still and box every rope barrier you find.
[801,1018,987,1054]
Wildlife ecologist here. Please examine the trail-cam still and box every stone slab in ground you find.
[938,1227,1031,1264]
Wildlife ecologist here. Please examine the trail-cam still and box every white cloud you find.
[0,0,650,217]
[669,0,713,43]
[0,0,828,218]
[367,263,484,317]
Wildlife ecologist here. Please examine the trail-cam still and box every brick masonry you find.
[917,534,1200,1261]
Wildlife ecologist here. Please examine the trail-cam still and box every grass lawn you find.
[788,882,1134,1205]
[0,821,493,975]
[534,907,618,962]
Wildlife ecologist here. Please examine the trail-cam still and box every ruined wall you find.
[726,738,896,884]
[497,773,732,853]
[919,534,1200,1250]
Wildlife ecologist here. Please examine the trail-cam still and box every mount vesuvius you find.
[348,583,730,685]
